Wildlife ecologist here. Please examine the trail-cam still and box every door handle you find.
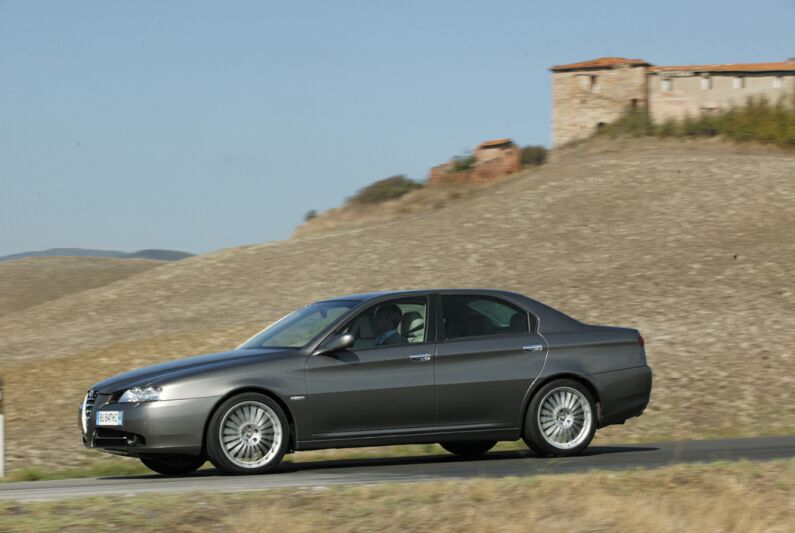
[410,352,432,363]
[523,344,544,352]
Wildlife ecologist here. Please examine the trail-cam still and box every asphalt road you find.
[2,435,794,502]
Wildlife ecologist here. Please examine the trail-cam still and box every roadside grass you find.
[1,461,150,483]
[1,459,792,532]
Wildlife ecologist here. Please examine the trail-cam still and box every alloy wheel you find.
[536,386,593,450]
[219,401,283,469]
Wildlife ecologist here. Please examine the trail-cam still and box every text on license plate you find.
[96,411,123,426]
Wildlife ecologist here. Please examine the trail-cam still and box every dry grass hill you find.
[293,182,487,238]
[1,138,793,471]
[0,257,163,318]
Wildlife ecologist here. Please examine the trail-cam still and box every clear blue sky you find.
[2,0,794,256]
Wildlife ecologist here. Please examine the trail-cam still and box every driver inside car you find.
[372,304,408,346]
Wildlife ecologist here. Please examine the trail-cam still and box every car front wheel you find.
[140,454,205,476]
[440,440,496,458]
[206,393,289,475]
[523,379,596,456]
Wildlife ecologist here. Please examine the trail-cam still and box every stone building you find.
[429,138,521,185]
[551,56,795,146]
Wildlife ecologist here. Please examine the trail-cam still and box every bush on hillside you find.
[304,209,318,222]
[597,108,655,138]
[597,94,795,147]
[450,154,477,173]
[520,145,548,166]
[348,175,424,205]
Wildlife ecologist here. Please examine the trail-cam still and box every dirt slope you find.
[0,257,163,317]
[1,138,793,469]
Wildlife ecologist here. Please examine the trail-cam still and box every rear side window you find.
[441,295,531,340]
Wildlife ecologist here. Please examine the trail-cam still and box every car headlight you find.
[118,386,162,403]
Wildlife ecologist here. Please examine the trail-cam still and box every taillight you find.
[638,335,645,347]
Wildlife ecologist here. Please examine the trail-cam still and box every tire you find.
[140,455,205,476]
[440,440,497,458]
[523,379,596,457]
[206,393,289,475]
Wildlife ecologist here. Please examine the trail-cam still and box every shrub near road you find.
[0,139,794,472]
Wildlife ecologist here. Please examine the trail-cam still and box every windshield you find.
[239,300,357,349]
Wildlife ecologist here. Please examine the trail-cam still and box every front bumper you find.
[79,396,220,457]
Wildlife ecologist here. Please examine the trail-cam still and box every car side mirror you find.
[313,333,355,356]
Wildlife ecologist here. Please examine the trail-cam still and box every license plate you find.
[96,411,123,426]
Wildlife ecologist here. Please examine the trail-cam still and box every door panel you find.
[434,334,547,427]
[307,343,435,436]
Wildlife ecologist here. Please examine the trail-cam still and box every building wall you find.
[428,144,521,185]
[552,65,647,146]
[649,72,795,123]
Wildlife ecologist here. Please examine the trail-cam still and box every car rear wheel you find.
[523,379,596,457]
[207,393,289,475]
[140,455,205,476]
[440,440,497,458]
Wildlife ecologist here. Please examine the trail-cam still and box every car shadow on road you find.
[274,445,658,474]
[102,445,658,480]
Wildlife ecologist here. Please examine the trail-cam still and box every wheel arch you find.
[521,373,602,431]
[201,386,297,454]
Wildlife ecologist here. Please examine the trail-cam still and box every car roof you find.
[318,288,524,303]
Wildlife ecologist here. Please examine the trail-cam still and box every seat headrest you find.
[400,311,424,336]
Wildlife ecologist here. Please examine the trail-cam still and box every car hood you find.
[91,348,293,394]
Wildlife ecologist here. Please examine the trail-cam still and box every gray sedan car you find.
[80,289,652,475]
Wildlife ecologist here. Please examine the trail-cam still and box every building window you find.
[578,75,598,92]
[773,76,784,89]
[661,78,673,92]
[700,76,712,90]
[733,77,745,89]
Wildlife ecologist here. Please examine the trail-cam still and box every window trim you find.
[437,292,539,343]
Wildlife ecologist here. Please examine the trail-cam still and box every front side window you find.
[336,297,428,349]
[660,78,673,92]
[442,295,531,340]
[240,300,356,349]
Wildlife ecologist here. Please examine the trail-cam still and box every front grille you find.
[82,389,98,433]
